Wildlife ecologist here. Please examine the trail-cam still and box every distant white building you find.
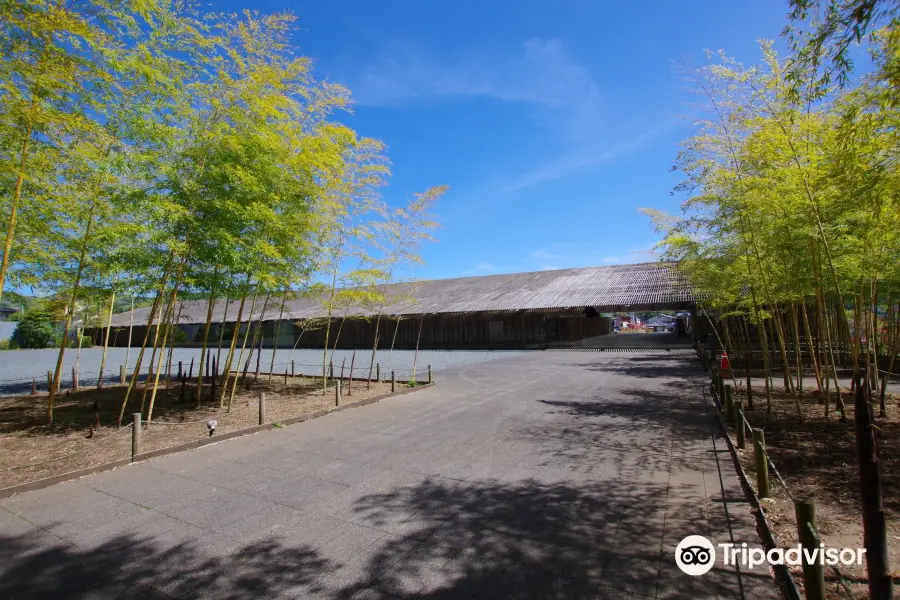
[645,314,675,327]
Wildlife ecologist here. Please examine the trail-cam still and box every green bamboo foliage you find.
[646,35,900,417]
[1,2,446,424]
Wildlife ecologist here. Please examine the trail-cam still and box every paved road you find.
[0,351,779,599]
[581,332,693,349]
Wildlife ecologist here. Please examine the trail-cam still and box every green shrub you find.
[70,332,93,348]
[0,338,20,350]
[14,310,58,348]
[171,327,188,345]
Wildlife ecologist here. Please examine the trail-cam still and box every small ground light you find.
[207,419,217,436]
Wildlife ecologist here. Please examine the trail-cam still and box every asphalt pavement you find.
[0,350,779,599]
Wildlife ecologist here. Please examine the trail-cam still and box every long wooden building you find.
[96,262,697,350]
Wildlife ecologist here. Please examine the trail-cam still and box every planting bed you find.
[0,374,395,489]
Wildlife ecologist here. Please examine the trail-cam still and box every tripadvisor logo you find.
[675,536,867,575]
[675,536,716,576]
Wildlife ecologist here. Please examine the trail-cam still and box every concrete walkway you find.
[0,352,780,599]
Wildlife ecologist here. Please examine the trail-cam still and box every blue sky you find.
[227,0,793,280]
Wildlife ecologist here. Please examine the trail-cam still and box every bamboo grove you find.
[645,1,900,419]
[0,0,446,424]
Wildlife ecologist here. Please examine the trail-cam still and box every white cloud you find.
[462,262,504,276]
[502,127,668,193]
[531,244,659,268]
[346,37,677,194]
[348,37,602,143]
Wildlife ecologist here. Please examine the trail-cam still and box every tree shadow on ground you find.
[337,477,767,599]
[513,381,716,465]
[583,355,703,380]
[0,528,329,600]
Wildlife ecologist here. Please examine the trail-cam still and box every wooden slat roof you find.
[107,261,694,327]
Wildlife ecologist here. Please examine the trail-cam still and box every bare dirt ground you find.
[727,383,900,599]
[0,374,396,488]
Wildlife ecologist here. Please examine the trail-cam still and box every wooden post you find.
[284,368,288,386]
[854,373,892,599]
[72,367,78,391]
[30,378,37,395]
[119,364,125,385]
[178,361,183,379]
[428,365,432,384]
[329,360,334,381]
[339,358,346,383]
[736,400,746,450]
[725,384,734,425]
[335,379,341,406]
[348,351,355,396]
[794,498,826,600]
[752,428,770,498]
[391,370,395,393]
[188,357,194,379]
[210,361,217,402]
[259,392,266,425]
[376,362,380,382]
[291,360,295,377]
[131,413,141,462]
[205,351,210,383]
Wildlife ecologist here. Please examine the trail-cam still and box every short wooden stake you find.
[284,368,288,385]
[348,351,356,396]
[72,367,78,391]
[427,365,432,384]
[188,357,194,379]
[259,392,266,425]
[335,379,341,406]
[725,384,734,425]
[131,413,141,462]
[736,400,746,450]
[376,362,380,382]
[119,364,125,385]
[752,428,770,498]
[291,360,295,377]
[794,498,825,600]
[30,378,37,395]
[329,360,334,381]
[391,370,395,393]
[178,361,183,379]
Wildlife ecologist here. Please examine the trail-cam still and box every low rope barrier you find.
[805,522,855,600]
[1,423,133,472]
[710,366,860,600]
